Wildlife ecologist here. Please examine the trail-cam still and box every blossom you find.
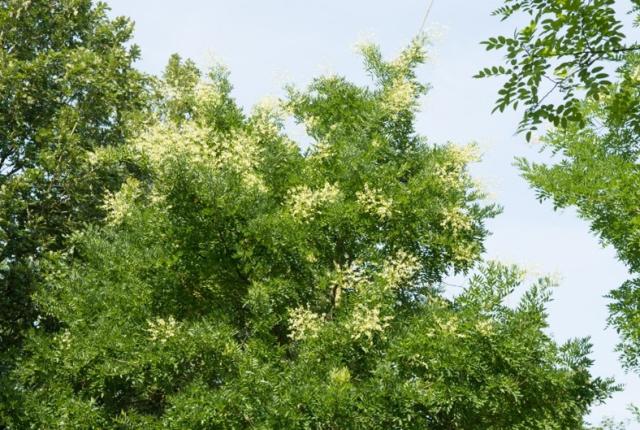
[146,316,179,343]
[288,306,324,341]
[329,366,351,385]
[348,304,392,342]
[382,77,417,116]
[380,250,420,289]
[475,319,494,336]
[452,243,478,266]
[103,178,141,225]
[135,122,267,192]
[288,182,341,221]
[356,183,394,220]
[250,96,285,137]
[331,260,368,307]
[390,37,427,72]
[440,207,473,233]
[448,143,481,164]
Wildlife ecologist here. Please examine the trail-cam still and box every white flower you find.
[103,178,141,225]
[449,143,481,164]
[331,260,368,307]
[383,78,417,116]
[329,366,351,385]
[288,182,341,221]
[440,207,473,233]
[135,122,267,192]
[348,304,392,342]
[288,306,324,341]
[380,250,420,289]
[356,183,394,220]
[251,96,285,137]
[452,243,478,266]
[146,316,179,343]
[475,319,494,336]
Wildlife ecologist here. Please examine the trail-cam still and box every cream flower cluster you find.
[348,304,392,342]
[193,81,224,111]
[452,243,478,266]
[380,250,420,290]
[449,143,481,165]
[146,316,179,344]
[135,122,266,192]
[434,315,463,337]
[309,140,333,161]
[382,78,417,116]
[251,96,285,138]
[135,123,210,165]
[390,39,426,72]
[329,366,351,385]
[475,319,494,336]
[331,260,368,307]
[432,143,480,190]
[288,182,341,221]
[440,207,473,233]
[103,178,141,225]
[356,183,394,220]
[288,306,324,341]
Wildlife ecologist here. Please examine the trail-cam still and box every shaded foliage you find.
[0,0,148,354]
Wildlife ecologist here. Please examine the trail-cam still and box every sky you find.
[105,0,640,425]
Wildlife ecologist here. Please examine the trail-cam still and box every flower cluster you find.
[431,143,480,191]
[348,304,392,342]
[390,38,427,72]
[380,250,420,289]
[288,182,341,221]
[451,243,478,266]
[288,306,324,341]
[382,77,417,116]
[146,316,179,344]
[250,96,285,138]
[449,143,481,165]
[356,183,394,220]
[136,122,266,192]
[440,207,473,233]
[329,366,351,385]
[475,319,494,336]
[331,260,368,306]
[103,178,141,225]
[193,81,224,113]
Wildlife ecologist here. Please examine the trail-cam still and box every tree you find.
[479,0,640,377]
[3,39,615,429]
[0,0,147,357]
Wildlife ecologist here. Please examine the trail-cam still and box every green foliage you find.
[3,39,615,429]
[477,0,637,137]
[481,0,640,378]
[0,0,148,354]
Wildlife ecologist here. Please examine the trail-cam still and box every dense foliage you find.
[480,0,640,380]
[2,37,615,428]
[0,0,147,357]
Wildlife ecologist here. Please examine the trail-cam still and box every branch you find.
[541,45,640,59]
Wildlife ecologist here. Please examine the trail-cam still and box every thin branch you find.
[541,45,640,59]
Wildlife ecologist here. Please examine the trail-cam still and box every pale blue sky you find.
[105,1,639,425]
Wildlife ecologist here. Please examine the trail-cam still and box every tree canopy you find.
[0,0,627,427]
[2,38,616,428]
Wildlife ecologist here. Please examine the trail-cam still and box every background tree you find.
[4,39,615,429]
[0,0,147,361]
[479,0,640,379]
